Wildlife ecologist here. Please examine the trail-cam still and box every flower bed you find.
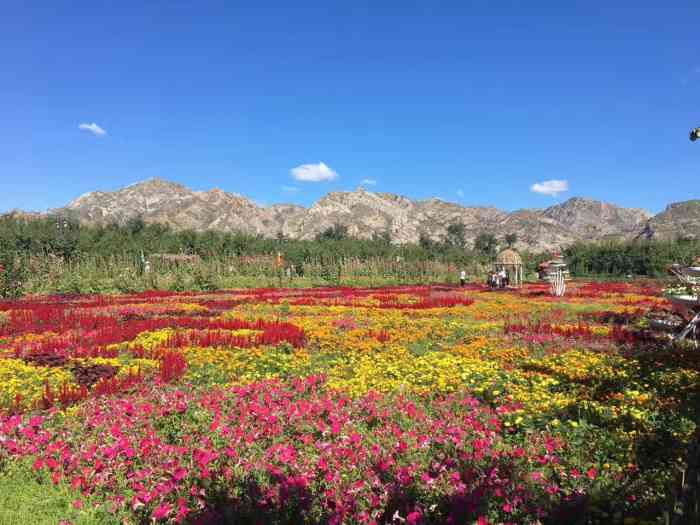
[0,282,695,524]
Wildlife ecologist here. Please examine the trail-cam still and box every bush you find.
[0,251,26,298]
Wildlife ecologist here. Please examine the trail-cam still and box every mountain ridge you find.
[24,177,697,251]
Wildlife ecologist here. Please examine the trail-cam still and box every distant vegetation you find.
[564,238,700,277]
[0,214,697,296]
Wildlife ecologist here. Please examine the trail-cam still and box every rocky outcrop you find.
[47,177,697,251]
[637,200,700,241]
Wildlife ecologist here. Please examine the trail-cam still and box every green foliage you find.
[1,214,697,295]
[193,266,219,292]
[371,229,392,245]
[565,239,700,277]
[169,269,189,292]
[505,233,518,248]
[0,459,120,524]
[419,233,436,251]
[474,232,498,257]
[0,251,26,298]
[315,223,349,241]
[0,214,473,267]
[318,257,342,285]
[444,222,467,248]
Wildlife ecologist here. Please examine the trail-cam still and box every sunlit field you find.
[0,282,696,524]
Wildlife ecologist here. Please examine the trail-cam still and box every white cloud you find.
[530,179,569,197]
[361,178,377,186]
[281,185,299,193]
[456,189,464,198]
[78,122,107,136]
[290,161,338,182]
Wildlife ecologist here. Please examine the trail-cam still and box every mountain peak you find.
[128,177,187,190]
[543,197,651,239]
[46,180,697,250]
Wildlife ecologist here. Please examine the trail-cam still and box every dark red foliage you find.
[157,319,306,350]
[23,352,68,368]
[38,368,143,410]
[71,363,119,388]
[504,322,598,340]
[159,351,187,383]
[573,282,660,298]
[580,310,645,325]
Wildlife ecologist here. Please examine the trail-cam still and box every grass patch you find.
[0,460,119,525]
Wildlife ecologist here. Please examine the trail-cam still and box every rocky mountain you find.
[637,200,700,241]
[62,179,275,235]
[48,177,698,251]
[543,197,651,239]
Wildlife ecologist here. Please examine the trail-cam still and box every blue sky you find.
[3,1,699,214]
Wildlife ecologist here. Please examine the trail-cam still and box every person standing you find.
[499,268,507,288]
[459,269,466,287]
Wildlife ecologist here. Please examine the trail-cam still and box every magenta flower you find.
[153,502,172,520]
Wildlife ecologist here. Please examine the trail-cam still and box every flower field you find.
[0,282,698,524]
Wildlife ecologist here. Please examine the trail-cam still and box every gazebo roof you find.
[495,249,523,266]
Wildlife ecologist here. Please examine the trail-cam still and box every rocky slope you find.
[543,197,651,239]
[637,200,700,241]
[49,177,699,251]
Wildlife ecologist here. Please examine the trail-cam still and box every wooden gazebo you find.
[494,249,523,287]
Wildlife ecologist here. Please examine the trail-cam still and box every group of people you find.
[488,268,509,288]
[458,269,510,288]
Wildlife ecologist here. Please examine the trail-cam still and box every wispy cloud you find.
[456,189,465,198]
[530,179,569,197]
[361,178,377,186]
[281,185,300,193]
[290,162,338,182]
[78,122,107,136]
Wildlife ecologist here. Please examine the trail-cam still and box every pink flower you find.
[72,499,83,510]
[153,502,172,520]
[407,510,422,524]
[172,467,188,481]
[587,467,598,480]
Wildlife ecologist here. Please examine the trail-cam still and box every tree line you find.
[0,213,697,296]
[0,215,508,264]
[564,238,700,277]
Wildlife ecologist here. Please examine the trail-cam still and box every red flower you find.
[153,502,172,520]
[32,457,44,471]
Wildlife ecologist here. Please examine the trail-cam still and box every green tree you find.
[419,233,435,251]
[474,232,498,257]
[50,216,80,261]
[125,216,146,235]
[0,250,26,298]
[504,233,518,248]
[372,229,392,245]
[444,222,467,248]
[316,223,349,241]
